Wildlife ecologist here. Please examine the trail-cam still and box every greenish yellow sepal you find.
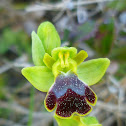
[54,115,101,126]
[37,21,61,55]
[77,58,110,86]
[32,31,45,66]
[54,114,82,126]
[43,53,56,69]
[21,66,54,92]
[52,47,77,60]
[73,50,88,65]
[80,116,102,126]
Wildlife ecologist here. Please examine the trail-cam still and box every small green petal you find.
[32,31,45,66]
[77,58,110,86]
[43,53,56,69]
[52,47,77,60]
[21,66,54,92]
[37,21,61,55]
[80,116,102,126]
[73,50,88,65]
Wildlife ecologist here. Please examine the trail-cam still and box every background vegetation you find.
[0,0,126,126]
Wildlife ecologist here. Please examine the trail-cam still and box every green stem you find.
[28,86,35,126]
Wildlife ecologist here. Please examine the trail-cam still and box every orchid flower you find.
[21,21,110,118]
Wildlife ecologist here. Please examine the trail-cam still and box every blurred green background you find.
[0,0,126,126]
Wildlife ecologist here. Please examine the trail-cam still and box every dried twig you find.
[102,115,115,126]
[0,118,23,126]
[26,0,114,12]
[0,55,32,74]
[96,101,126,113]
[0,101,53,118]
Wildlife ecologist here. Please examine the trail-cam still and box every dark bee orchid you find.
[21,21,110,118]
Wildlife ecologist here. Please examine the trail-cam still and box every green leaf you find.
[80,116,102,126]
[54,115,82,126]
[32,31,45,66]
[0,39,9,54]
[107,0,126,11]
[110,46,126,62]
[95,18,115,56]
[37,21,61,55]
[77,21,96,40]
[21,66,54,92]
[77,58,110,86]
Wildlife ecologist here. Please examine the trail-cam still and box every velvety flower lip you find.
[45,72,97,118]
